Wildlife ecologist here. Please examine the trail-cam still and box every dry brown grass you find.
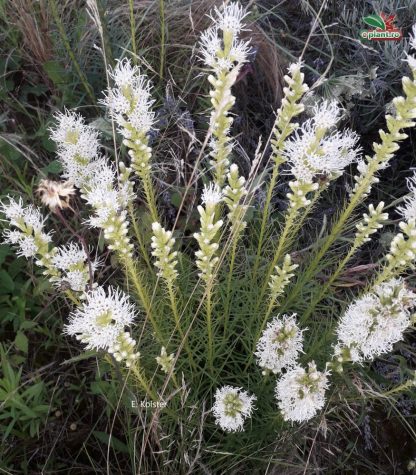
[7,0,53,71]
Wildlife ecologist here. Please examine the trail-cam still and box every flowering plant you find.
[2,2,416,471]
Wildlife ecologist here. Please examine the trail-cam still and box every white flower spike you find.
[212,385,256,432]
[255,314,304,375]
[49,110,101,187]
[50,242,100,292]
[275,362,329,423]
[64,286,137,351]
[334,278,416,364]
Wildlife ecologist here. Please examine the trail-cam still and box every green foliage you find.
[0,345,49,440]
[363,14,386,30]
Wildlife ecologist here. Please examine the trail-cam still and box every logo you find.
[360,13,402,42]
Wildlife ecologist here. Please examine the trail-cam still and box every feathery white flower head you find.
[84,164,128,211]
[3,232,38,258]
[397,174,416,222]
[283,119,361,183]
[288,61,304,76]
[1,197,45,232]
[201,183,223,207]
[210,2,248,34]
[334,278,416,364]
[312,100,343,130]
[52,243,89,270]
[275,362,329,423]
[101,59,155,138]
[200,3,250,72]
[50,242,100,292]
[200,27,222,67]
[1,197,52,258]
[212,385,256,432]
[83,171,133,257]
[64,286,137,351]
[49,110,101,187]
[255,314,304,375]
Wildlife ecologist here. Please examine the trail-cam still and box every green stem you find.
[301,242,358,323]
[159,0,165,80]
[130,363,179,419]
[224,237,238,336]
[253,166,279,278]
[49,0,95,104]
[206,283,214,374]
[257,206,298,306]
[379,378,416,397]
[284,182,373,310]
[167,282,196,371]
[122,255,164,344]
[372,262,399,287]
[142,172,159,223]
[245,297,275,371]
[128,0,137,63]
[256,187,324,310]
[130,363,156,400]
[128,202,152,272]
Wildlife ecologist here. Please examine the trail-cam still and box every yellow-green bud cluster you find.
[108,331,140,367]
[354,202,388,247]
[103,211,134,258]
[151,222,178,283]
[386,219,416,269]
[156,346,175,374]
[268,254,298,306]
[194,186,223,282]
[223,163,248,235]
[124,134,152,178]
[352,69,416,198]
[286,180,319,209]
[271,62,309,166]
[208,71,238,187]
[119,161,134,198]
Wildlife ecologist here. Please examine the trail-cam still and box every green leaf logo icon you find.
[363,14,386,30]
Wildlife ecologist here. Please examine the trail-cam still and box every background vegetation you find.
[1,0,416,473]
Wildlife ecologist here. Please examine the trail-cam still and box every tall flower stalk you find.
[50,111,160,341]
[101,59,159,222]
[194,184,223,372]
[258,100,361,304]
[286,38,416,307]
[302,202,388,322]
[377,173,416,283]
[150,221,195,366]
[223,163,249,325]
[253,62,309,274]
[199,2,250,187]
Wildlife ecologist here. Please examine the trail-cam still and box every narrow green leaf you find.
[363,15,385,29]
[0,270,15,293]
[14,332,28,354]
[93,431,130,454]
